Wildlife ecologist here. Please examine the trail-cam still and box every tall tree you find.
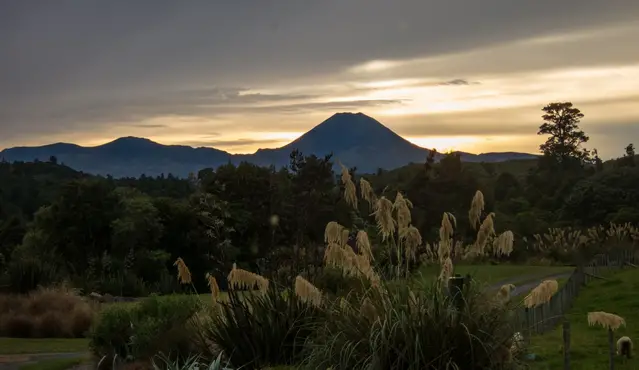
[619,143,636,167]
[538,102,590,166]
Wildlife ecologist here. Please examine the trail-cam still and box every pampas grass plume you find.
[173,257,192,285]
[524,279,558,308]
[439,257,454,282]
[340,163,358,209]
[469,190,485,230]
[356,230,373,261]
[324,221,344,245]
[494,230,515,257]
[393,192,412,230]
[373,196,395,241]
[227,263,269,292]
[294,275,323,307]
[359,178,376,206]
[399,225,422,260]
[205,273,220,302]
[588,311,626,331]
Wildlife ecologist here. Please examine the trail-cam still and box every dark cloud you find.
[134,123,170,129]
[1,0,639,143]
[186,138,285,148]
[439,79,479,86]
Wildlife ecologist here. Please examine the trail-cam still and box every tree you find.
[49,156,58,165]
[591,149,604,172]
[538,102,590,166]
[619,143,636,167]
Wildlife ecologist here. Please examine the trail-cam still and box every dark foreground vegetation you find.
[0,102,638,369]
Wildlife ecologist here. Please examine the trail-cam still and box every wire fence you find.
[514,248,638,338]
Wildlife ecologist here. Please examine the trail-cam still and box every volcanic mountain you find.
[0,112,536,177]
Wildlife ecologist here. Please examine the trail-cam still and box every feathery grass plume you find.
[227,263,269,292]
[294,275,323,308]
[393,192,413,230]
[359,178,376,206]
[474,212,495,256]
[617,336,633,358]
[399,225,422,261]
[359,297,378,323]
[524,279,558,308]
[373,196,396,241]
[340,228,351,247]
[324,221,344,245]
[356,230,373,261]
[422,242,435,262]
[439,257,454,282]
[340,163,358,209]
[440,212,456,241]
[205,272,220,302]
[493,230,515,257]
[324,242,343,267]
[496,284,516,303]
[173,257,192,284]
[469,190,485,230]
[587,311,626,330]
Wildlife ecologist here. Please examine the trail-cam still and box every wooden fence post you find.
[563,320,571,370]
[608,328,615,370]
[524,307,531,345]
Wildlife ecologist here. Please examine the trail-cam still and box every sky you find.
[2,1,639,159]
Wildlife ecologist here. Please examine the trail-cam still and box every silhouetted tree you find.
[538,102,590,167]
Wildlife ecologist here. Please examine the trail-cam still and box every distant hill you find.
[0,112,537,177]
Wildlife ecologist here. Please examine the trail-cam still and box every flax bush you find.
[196,285,323,370]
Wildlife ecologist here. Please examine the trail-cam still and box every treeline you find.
[1,102,638,295]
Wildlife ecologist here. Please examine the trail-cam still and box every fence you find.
[514,248,639,337]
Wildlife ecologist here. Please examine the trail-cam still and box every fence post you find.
[563,320,571,370]
[524,307,531,345]
[608,328,615,370]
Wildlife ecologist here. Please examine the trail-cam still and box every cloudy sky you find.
[2,1,639,158]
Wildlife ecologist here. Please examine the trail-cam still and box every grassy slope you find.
[18,357,87,370]
[528,268,639,369]
[0,338,89,355]
[415,264,573,287]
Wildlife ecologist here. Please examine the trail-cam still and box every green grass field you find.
[18,356,88,370]
[415,264,573,287]
[528,268,639,369]
[0,338,89,355]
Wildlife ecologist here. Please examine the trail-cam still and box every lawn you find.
[415,264,573,287]
[0,338,89,355]
[528,267,639,369]
[18,356,88,370]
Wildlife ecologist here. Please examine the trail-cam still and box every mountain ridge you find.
[0,112,537,177]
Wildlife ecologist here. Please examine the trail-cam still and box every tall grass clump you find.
[195,262,323,370]
[0,285,95,338]
[303,282,520,370]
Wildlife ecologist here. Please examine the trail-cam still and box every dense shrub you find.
[0,286,95,338]
[89,294,201,362]
[302,281,520,370]
[196,286,323,370]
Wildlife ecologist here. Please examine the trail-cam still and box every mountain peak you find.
[282,111,415,154]
[101,137,158,146]
[0,112,537,177]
